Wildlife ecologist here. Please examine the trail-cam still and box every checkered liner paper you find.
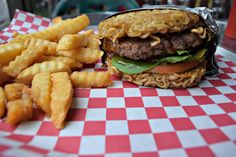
[0,9,236,157]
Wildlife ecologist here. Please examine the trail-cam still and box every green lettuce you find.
[112,55,158,74]
[112,55,192,74]
[157,55,192,63]
[176,50,190,55]
[112,48,207,75]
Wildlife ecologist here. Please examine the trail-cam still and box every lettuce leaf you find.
[112,55,158,74]
[112,48,208,75]
[158,55,192,63]
[176,50,190,55]
[112,55,192,74]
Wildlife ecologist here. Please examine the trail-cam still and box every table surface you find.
[0,9,236,157]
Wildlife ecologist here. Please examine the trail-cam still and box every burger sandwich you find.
[98,7,218,88]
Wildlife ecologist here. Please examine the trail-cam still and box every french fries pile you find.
[0,14,112,129]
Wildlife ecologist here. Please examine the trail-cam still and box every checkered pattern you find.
[0,9,50,43]
[0,10,236,157]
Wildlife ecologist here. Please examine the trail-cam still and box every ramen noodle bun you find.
[98,7,218,88]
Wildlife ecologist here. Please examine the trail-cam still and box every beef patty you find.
[103,32,204,60]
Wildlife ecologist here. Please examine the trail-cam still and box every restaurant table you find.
[0,10,236,157]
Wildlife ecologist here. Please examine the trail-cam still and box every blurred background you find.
[0,0,234,43]
[2,0,233,20]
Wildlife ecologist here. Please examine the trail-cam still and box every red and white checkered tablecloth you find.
[0,10,236,157]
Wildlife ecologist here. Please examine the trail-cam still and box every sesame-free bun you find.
[98,9,200,41]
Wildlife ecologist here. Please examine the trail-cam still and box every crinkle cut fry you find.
[32,72,52,116]
[70,71,112,88]
[0,42,25,66]
[87,34,101,49]
[56,50,77,58]
[76,48,103,64]
[36,55,83,69]
[6,88,33,125]
[24,38,57,56]
[50,72,73,129]
[16,60,71,84]
[3,45,47,77]
[4,83,27,101]
[13,14,90,42]
[57,34,88,51]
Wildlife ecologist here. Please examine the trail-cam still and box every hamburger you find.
[98,7,218,88]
